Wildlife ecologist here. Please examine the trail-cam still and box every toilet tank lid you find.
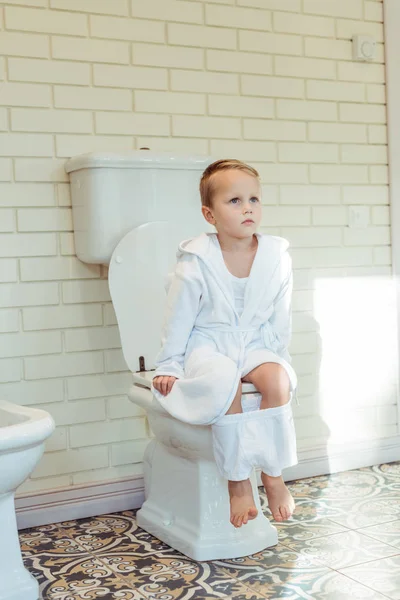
[65,151,213,173]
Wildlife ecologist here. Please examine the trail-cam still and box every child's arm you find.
[269,252,293,363]
[154,254,203,380]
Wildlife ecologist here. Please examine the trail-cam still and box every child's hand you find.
[153,376,177,396]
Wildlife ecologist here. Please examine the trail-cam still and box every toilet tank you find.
[65,151,213,264]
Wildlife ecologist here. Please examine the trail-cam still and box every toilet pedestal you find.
[0,493,39,600]
[137,439,278,562]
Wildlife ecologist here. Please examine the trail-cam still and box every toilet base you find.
[138,440,278,562]
[137,508,278,562]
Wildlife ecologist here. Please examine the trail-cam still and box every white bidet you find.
[0,400,55,600]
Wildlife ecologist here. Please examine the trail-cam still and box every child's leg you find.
[225,380,244,414]
[225,382,258,528]
[242,362,290,410]
[243,363,295,522]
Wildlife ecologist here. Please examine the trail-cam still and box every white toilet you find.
[66,152,278,561]
[0,400,55,600]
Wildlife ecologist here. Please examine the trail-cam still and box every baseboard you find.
[16,435,400,530]
[15,477,145,530]
[282,433,400,483]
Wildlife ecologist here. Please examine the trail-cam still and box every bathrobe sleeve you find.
[270,252,293,364]
[154,254,203,379]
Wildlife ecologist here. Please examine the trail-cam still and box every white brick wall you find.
[0,0,394,495]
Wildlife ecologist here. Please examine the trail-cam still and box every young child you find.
[152,159,298,529]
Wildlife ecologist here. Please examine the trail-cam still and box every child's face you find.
[202,170,262,239]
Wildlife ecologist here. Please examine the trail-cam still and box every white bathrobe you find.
[151,232,297,426]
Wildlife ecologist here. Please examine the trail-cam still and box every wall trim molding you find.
[384,0,400,426]
[15,476,145,530]
[281,433,400,483]
[16,435,400,530]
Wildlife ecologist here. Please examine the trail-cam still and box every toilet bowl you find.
[0,400,55,600]
[129,372,278,561]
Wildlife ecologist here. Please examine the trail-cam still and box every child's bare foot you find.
[261,473,295,522]
[228,479,258,528]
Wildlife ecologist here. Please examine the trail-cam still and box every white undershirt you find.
[230,274,248,316]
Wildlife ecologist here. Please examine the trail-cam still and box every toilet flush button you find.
[352,35,376,61]
[115,256,122,264]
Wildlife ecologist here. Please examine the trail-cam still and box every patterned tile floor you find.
[20,462,400,599]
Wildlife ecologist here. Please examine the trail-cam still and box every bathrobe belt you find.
[195,324,261,334]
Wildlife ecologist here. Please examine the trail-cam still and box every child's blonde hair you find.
[199,159,260,208]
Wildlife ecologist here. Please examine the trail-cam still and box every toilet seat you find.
[132,371,258,394]
[132,371,261,416]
